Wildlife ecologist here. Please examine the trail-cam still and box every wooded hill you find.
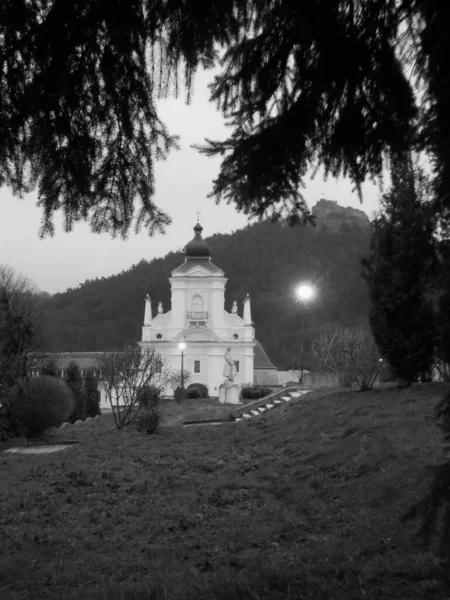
[42,217,371,369]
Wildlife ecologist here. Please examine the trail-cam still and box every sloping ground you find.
[0,385,449,599]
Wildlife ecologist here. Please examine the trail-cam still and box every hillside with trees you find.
[41,215,371,369]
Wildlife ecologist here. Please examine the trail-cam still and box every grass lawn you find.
[1,385,449,599]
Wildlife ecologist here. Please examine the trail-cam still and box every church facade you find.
[140,222,256,397]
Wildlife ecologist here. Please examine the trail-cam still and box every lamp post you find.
[296,283,315,384]
[179,341,186,399]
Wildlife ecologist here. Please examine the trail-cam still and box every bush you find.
[137,385,160,409]
[8,376,75,438]
[136,408,160,435]
[241,385,273,400]
[0,402,20,442]
[65,362,86,423]
[378,361,396,383]
[285,381,299,388]
[258,386,273,397]
[174,387,185,403]
[84,370,101,417]
[186,383,209,398]
[312,326,381,391]
[186,387,200,399]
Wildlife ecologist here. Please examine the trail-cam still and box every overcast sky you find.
[0,68,384,295]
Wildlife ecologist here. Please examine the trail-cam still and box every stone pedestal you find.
[219,381,241,405]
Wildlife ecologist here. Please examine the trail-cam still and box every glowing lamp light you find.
[296,284,315,302]
[179,342,186,351]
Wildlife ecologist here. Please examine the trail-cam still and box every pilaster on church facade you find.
[140,222,256,397]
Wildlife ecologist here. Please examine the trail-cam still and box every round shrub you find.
[378,361,396,383]
[186,387,200,399]
[186,383,209,399]
[241,385,259,400]
[241,385,273,400]
[137,385,160,409]
[174,387,185,403]
[136,408,160,434]
[8,376,75,438]
[285,380,299,388]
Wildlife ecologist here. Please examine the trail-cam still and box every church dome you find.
[185,223,211,259]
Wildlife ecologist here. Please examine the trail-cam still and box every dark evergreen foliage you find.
[186,383,209,399]
[42,359,58,377]
[136,407,160,435]
[84,368,101,418]
[64,361,86,422]
[174,387,185,403]
[362,158,436,383]
[196,1,415,224]
[241,385,272,400]
[7,376,74,438]
[435,241,450,372]
[41,218,371,368]
[1,2,449,234]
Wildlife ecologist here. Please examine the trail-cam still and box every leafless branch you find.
[98,346,169,429]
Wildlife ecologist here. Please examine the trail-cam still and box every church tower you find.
[140,222,255,397]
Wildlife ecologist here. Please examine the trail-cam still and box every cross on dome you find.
[185,221,211,259]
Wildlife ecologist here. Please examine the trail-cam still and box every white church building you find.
[29,222,279,407]
[140,222,256,397]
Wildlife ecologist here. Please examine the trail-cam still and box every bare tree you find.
[0,265,45,393]
[312,326,381,391]
[98,346,169,430]
[168,369,191,394]
[433,358,450,383]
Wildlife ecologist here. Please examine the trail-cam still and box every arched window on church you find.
[188,294,208,325]
[191,294,204,311]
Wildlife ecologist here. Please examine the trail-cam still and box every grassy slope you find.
[0,386,449,600]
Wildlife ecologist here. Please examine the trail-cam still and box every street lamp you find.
[296,283,315,384]
[179,341,186,399]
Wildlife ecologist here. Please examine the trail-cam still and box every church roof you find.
[184,222,211,258]
[31,352,102,370]
[171,258,224,275]
[253,340,277,370]
[171,222,224,276]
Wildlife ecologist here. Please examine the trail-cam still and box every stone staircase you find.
[230,387,312,422]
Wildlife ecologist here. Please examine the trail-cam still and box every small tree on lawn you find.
[98,346,169,430]
[0,265,44,394]
[42,358,58,377]
[84,368,101,418]
[65,361,86,422]
[168,369,191,394]
[312,326,381,391]
[362,157,437,385]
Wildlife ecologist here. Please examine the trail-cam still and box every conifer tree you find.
[362,156,436,384]
[64,361,86,422]
[83,369,101,418]
[435,241,450,379]
[42,359,58,377]
[1,1,449,234]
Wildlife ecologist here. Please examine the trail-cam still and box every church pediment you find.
[174,328,222,343]
[171,258,224,277]
[183,266,213,277]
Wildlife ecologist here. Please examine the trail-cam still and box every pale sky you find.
[0,68,383,295]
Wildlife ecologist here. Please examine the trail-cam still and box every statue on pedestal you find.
[231,300,238,314]
[157,302,163,314]
[223,346,237,382]
[219,347,240,404]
